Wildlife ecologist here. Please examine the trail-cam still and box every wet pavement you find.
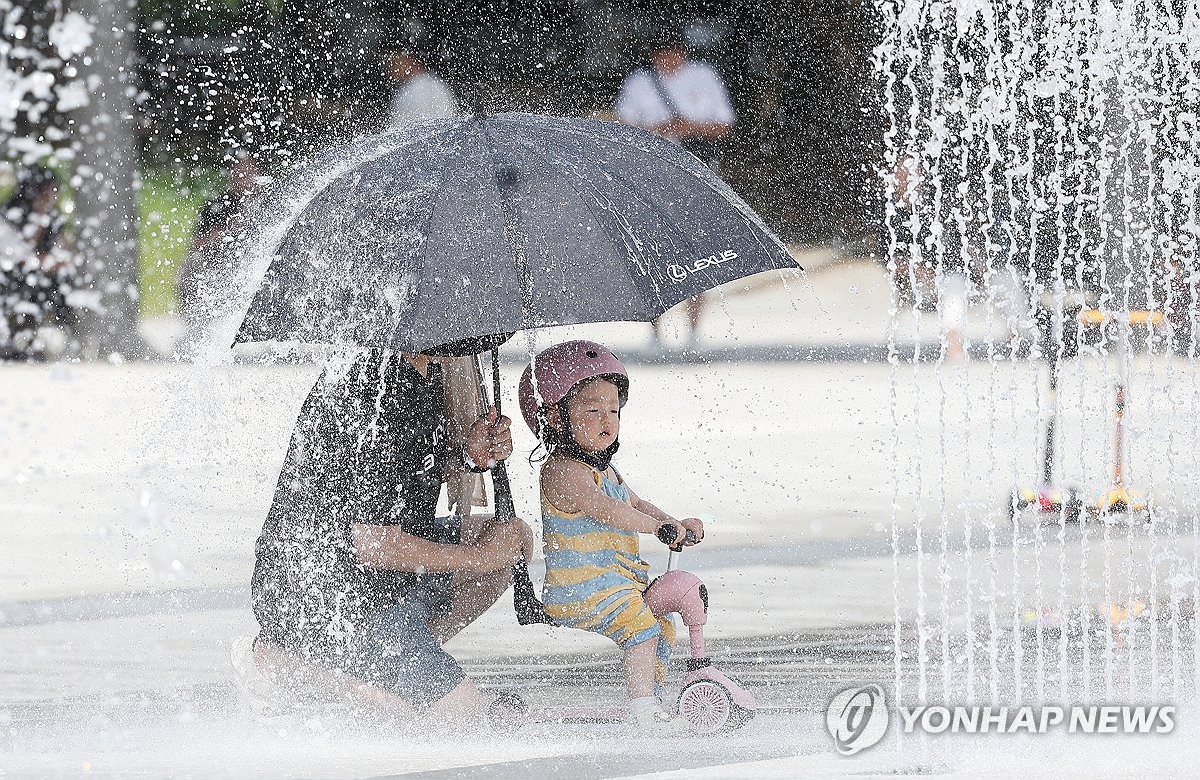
[5,259,1200,776]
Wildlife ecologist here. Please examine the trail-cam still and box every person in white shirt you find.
[387,49,458,129]
[615,34,736,347]
[615,36,734,165]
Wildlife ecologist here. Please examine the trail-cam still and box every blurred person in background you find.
[0,167,74,361]
[178,152,263,341]
[886,152,936,312]
[1161,254,1196,357]
[615,30,734,348]
[387,48,458,129]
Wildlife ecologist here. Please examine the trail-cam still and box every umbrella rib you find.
[402,144,476,350]
[522,135,710,305]
[504,134,671,319]
[578,149,798,309]
[236,130,449,346]
[479,123,535,329]
[263,130,431,250]
[570,159,707,311]
[577,153,708,259]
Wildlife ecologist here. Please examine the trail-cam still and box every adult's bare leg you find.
[252,636,419,720]
[430,567,512,643]
[426,678,486,722]
[253,637,492,726]
[429,512,515,643]
[260,514,520,724]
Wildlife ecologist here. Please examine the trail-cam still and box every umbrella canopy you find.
[236,112,799,352]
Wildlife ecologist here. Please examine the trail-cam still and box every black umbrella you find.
[235,112,798,352]
[236,112,801,625]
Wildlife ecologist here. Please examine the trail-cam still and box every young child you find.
[517,340,704,727]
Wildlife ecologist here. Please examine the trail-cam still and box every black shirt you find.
[251,351,451,658]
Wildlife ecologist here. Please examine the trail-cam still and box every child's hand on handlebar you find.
[679,518,704,545]
[656,518,703,551]
[657,519,687,549]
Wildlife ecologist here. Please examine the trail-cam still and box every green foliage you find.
[137,0,248,30]
[138,169,222,316]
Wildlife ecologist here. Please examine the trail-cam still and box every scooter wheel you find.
[1064,489,1083,524]
[487,691,529,729]
[678,680,738,734]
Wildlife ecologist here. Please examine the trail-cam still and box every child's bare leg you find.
[623,639,659,699]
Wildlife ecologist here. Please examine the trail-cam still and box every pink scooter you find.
[648,524,757,733]
[488,524,756,734]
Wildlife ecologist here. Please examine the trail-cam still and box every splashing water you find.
[880,0,1200,710]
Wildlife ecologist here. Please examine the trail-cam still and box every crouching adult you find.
[241,335,535,724]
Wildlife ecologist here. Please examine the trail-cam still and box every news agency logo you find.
[827,685,889,755]
[896,704,1175,735]
[825,685,1178,756]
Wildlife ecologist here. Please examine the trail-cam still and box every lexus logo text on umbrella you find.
[667,249,739,283]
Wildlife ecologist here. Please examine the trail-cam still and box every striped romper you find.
[541,466,675,694]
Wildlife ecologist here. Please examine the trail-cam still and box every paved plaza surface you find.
[5,257,1200,776]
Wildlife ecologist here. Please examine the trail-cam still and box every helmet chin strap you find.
[559,436,620,472]
[555,402,620,471]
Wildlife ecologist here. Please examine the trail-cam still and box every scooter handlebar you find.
[656,524,697,549]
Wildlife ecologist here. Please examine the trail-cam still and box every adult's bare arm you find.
[351,520,529,575]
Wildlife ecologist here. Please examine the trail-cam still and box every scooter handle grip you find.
[656,524,697,549]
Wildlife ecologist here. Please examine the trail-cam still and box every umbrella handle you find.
[492,346,503,421]
[474,350,517,520]
[493,460,549,625]
[492,461,517,521]
[473,350,552,626]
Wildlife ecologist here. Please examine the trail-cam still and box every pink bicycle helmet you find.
[518,340,629,436]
